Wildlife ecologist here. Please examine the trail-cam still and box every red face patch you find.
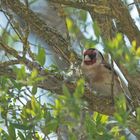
[84,50,96,56]
[84,59,96,65]
[84,49,97,65]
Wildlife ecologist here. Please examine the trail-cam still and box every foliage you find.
[0,70,140,139]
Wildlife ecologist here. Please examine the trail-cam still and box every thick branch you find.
[127,76,140,107]
[50,0,140,47]
[110,0,140,48]
[49,0,110,15]
[1,0,71,66]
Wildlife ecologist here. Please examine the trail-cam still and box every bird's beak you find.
[84,55,91,61]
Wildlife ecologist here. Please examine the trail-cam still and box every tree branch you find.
[1,0,71,66]
[50,0,140,47]
[49,0,111,15]
[110,0,140,48]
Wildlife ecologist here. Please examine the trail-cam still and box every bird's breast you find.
[81,63,122,96]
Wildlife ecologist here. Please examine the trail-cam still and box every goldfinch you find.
[81,48,123,97]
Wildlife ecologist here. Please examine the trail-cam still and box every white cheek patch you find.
[84,55,91,61]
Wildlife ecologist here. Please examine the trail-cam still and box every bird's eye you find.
[89,53,96,59]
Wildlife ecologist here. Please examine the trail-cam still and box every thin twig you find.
[111,58,114,102]
[3,10,36,61]
[3,12,23,42]
[0,60,20,67]
[134,0,140,17]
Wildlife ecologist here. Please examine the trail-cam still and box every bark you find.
[49,0,140,47]
[1,0,71,68]
[109,0,140,47]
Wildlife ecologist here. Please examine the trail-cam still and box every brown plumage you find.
[81,48,123,97]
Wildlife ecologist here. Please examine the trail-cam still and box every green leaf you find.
[101,114,109,124]
[29,0,37,5]
[11,123,32,130]
[93,21,100,39]
[120,136,126,140]
[66,17,73,31]
[93,112,100,122]
[1,30,13,45]
[114,113,123,124]
[82,38,97,49]
[36,46,46,66]
[0,76,8,89]
[62,84,70,98]
[85,113,96,136]
[80,10,87,22]
[42,119,58,135]
[136,108,140,124]
[136,48,140,57]
[17,65,26,80]
[115,95,127,114]
[69,132,77,140]
[66,17,79,34]
[74,79,85,98]
[31,96,41,117]
[53,99,63,117]
[8,123,16,140]
[0,129,9,139]
[114,95,128,125]
[32,85,37,95]
[13,65,27,81]
[31,69,38,79]
[18,131,25,140]
[110,126,120,137]
[11,79,22,90]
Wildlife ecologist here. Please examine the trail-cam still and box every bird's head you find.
[82,48,104,66]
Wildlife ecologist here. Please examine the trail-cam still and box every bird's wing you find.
[102,61,133,109]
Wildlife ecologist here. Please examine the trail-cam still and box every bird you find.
[81,48,123,97]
